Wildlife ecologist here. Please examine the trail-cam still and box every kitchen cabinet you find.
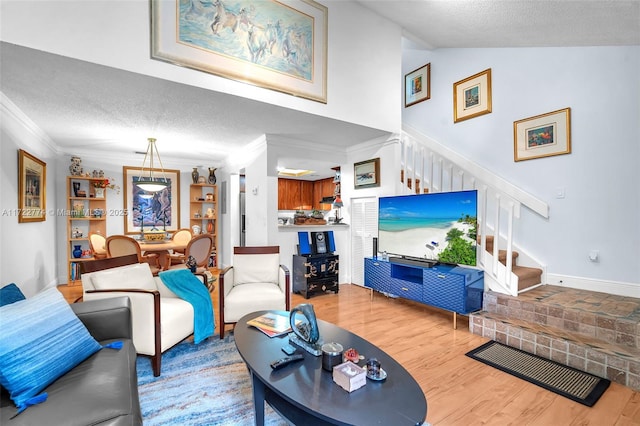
[278,178,329,210]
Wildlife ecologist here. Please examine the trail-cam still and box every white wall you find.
[0,0,401,134]
[1,97,59,296]
[402,46,640,288]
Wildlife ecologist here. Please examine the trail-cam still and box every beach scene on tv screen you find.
[378,191,478,265]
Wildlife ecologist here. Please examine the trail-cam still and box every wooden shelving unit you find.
[189,183,218,268]
[66,176,107,286]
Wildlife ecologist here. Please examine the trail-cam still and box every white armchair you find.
[80,254,205,376]
[219,246,290,339]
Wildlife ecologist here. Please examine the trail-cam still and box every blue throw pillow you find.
[0,287,102,413]
[0,283,25,307]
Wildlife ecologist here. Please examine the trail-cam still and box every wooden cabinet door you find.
[278,178,289,210]
[299,181,314,210]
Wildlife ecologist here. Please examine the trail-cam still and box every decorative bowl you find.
[143,231,166,241]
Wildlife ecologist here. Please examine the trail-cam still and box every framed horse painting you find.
[151,0,328,103]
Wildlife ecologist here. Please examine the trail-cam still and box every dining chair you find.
[168,228,193,265]
[105,235,161,275]
[88,233,107,259]
[168,234,213,274]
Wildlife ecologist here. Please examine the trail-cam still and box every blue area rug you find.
[136,336,288,425]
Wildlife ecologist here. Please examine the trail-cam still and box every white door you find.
[350,197,378,286]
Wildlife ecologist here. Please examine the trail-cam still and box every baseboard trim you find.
[547,273,639,298]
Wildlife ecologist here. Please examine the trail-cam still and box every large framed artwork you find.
[453,68,492,123]
[405,63,430,107]
[18,149,46,223]
[123,166,180,234]
[514,108,571,162]
[354,158,380,189]
[151,0,328,103]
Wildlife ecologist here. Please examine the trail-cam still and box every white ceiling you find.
[1,1,638,179]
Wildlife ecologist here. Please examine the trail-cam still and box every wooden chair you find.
[168,228,193,265]
[219,246,290,339]
[88,232,107,259]
[105,235,160,275]
[168,234,213,273]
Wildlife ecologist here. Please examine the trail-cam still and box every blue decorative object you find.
[0,287,101,413]
[72,245,82,258]
[0,283,26,307]
[186,255,197,273]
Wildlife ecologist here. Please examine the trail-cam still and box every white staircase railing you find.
[399,125,549,296]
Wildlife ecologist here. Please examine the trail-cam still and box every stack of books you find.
[247,312,293,338]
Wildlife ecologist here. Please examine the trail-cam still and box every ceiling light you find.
[277,168,316,177]
[135,137,168,193]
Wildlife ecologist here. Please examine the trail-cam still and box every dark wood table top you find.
[235,310,427,426]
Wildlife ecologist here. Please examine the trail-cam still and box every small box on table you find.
[332,361,366,392]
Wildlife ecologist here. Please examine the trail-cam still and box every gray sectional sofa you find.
[1,296,142,425]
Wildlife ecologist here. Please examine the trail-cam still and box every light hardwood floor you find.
[293,284,640,426]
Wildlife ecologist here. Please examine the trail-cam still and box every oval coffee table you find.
[235,310,427,426]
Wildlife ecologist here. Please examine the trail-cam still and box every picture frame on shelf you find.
[18,149,46,223]
[514,107,571,162]
[354,158,380,189]
[405,63,431,107]
[453,68,492,123]
[123,166,181,234]
[150,0,328,103]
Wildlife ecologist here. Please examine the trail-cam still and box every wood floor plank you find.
[293,284,640,426]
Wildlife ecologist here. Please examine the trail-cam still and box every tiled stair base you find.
[469,289,640,391]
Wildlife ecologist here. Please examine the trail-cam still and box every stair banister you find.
[399,125,549,296]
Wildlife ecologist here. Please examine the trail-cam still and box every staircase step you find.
[513,265,542,291]
[470,310,640,390]
[470,286,640,390]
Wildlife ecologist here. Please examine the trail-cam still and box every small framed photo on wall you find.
[354,158,380,189]
[18,149,46,223]
[405,63,431,107]
[453,68,492,123]
[514,108,571,161]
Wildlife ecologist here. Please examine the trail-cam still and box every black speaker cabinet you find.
[312,231,328,254]
[373,237,378,258]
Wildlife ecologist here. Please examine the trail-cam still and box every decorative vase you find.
[94,187,105,198]
[192,168,199,184]
[207,219,213,233]
[72,245,82,259]
[192,225,201,235]
[72,182,80,197]
[208,168,217,185]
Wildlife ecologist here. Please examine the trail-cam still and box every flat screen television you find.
[378,190,478,266]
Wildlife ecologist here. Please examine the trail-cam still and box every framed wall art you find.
[150,0,328,103]
[123,166,180,234]
[18,149,46,223]
[405,63,430,107]
[354,158,380,189]
[453,68,492,123]
[514,108,571,162]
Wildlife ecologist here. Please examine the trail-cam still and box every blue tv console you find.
[364,257,484,328]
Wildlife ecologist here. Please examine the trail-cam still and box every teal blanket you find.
[159,269,214,344]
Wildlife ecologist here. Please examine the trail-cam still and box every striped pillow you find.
[0,287,101,413]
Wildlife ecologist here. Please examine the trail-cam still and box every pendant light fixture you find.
[135,137,168,193]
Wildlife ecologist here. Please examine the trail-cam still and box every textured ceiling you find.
[358,0,640,49]
[2,1,638,178]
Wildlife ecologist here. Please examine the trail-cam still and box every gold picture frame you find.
[514,108,571,162]
[150,0,328,103]
[354,158,380,189]
[453,68,492,123]
[18,149,46,223]
[405,63,431,107]
[123,166,180,234]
